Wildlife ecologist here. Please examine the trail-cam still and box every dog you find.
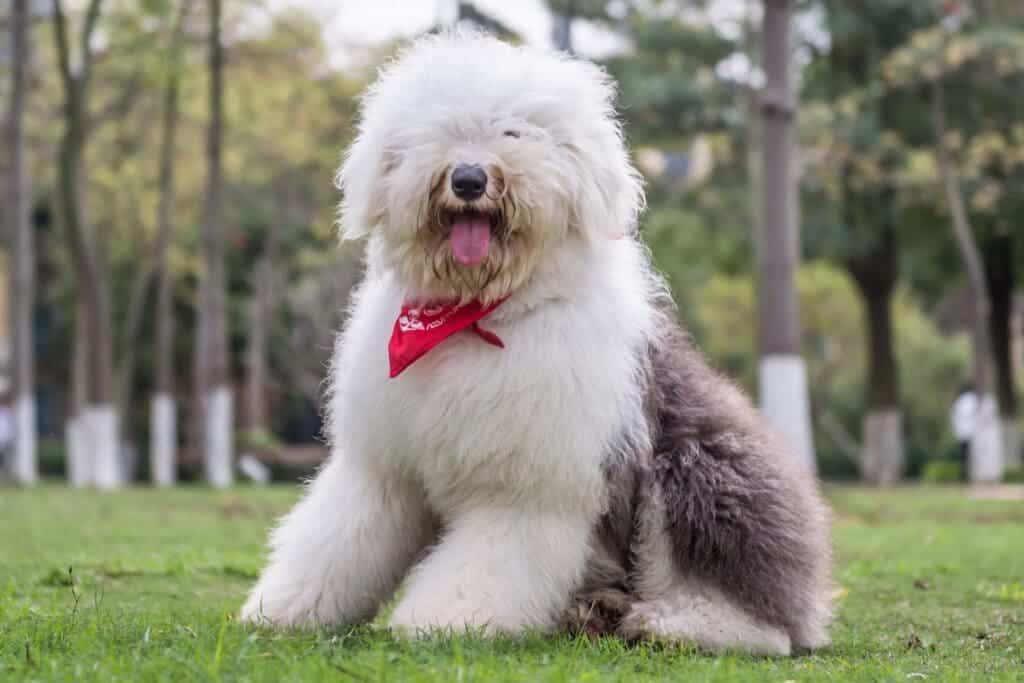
[240,32,832,656]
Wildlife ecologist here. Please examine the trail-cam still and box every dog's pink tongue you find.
[449,216,491,266]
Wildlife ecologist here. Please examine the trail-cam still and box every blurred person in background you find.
[950,383,978,481]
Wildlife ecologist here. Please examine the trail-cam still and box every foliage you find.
[8,0,1022,480]
[921,460,965,483]
[881,18,1024,233]
[605,14,740,141]
[2,486,1023,680]
[689,262,969,478]
[641,182,753,330]
[24,3,367,447]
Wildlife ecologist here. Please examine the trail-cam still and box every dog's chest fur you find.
[328,241,657,517]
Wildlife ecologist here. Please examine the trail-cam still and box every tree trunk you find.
[757,0,815,470]
[244,180,286,435]
[986,233,1020,468]
[151,0,191,486]
[52,0,121,488]
[931,76,1003,482]
[6,0,37,484]
[552,13,573,54]
[67,301,91,486]
[744,1,761,259]
[195,0,233,487]
[849,229,903,485]
[115,257,153,482]
[244,260,272,433]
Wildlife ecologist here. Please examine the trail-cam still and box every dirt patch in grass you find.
[967,484,1024,501]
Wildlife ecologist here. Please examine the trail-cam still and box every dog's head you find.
[337,32,643,303]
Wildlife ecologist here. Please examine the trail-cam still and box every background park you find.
[1,0,1023,680]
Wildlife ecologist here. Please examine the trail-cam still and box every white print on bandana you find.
[398,304,465,334]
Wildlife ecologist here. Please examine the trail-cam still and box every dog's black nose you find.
[451,164,487,201]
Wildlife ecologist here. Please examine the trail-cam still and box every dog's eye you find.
[503,130,521,139]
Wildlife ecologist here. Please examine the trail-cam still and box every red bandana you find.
[388,299,506,378]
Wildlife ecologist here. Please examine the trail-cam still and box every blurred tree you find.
[546,0,615,53]
[455,2,518,39]
[51,0,123,488]
[6,0,37,485]
[805,0,940,484]
[932,69,1002,479]
[758,0,815,470]
[194,0,233,487]
[150,0,192,486]
[242,180,284,437]
[986,235,1019,467]
[882,1,1024,477]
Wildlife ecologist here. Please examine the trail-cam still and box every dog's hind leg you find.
[619,582,792,656]
[390,504,592,636]
[240,455,435,629]
[617,493,791,656]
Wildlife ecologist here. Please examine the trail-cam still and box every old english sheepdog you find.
[241,32,832,655]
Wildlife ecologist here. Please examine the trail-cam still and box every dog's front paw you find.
[238,584,333,630]
[390,594,564,638]
[238,594,263,625]
[389,597,499,637]
[237,589,305,626]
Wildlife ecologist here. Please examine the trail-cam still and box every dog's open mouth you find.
[444,209,501,266]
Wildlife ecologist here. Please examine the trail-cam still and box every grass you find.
[1,485,1022,681]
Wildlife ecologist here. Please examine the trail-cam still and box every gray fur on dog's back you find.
[647,323,832,647]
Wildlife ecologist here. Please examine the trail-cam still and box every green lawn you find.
[1,485,1022,682]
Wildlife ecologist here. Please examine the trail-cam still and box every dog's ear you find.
[335,127,389,242]
[564,65,646,242]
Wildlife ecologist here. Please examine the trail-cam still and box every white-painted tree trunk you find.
[119,440,137,483]
[970,394,1003,483]
[88,404,122,490]
[150,393,177,486]
[66,414,92,487]
[861,409,903,486]
[204,386,234,488]
[11,394,37,484]
[1000,418,1020,470]
[759,354,816,472]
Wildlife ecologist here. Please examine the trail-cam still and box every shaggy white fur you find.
[241,32,827,655]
